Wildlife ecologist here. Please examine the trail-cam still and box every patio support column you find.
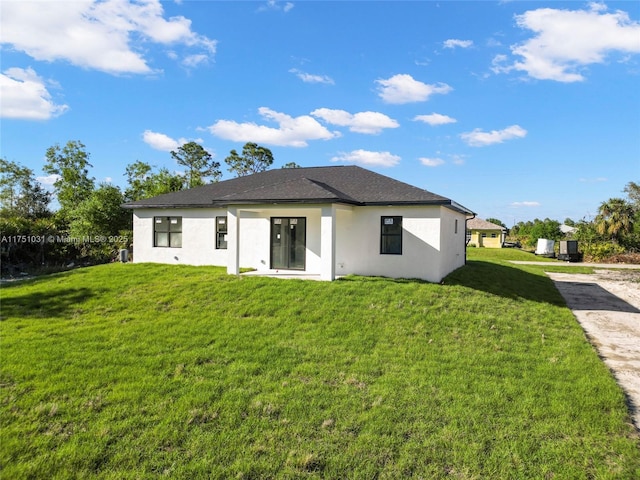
[227,207,240,276]
[320,205,336,281]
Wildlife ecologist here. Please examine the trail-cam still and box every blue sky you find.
[1,0,639,226]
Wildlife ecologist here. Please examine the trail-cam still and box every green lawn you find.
[1,249,639,479]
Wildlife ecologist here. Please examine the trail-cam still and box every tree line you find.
[488,182,639,262]
[0,140,289,275]
[2,138,636,274]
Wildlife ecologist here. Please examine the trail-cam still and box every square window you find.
[154,216,182,248]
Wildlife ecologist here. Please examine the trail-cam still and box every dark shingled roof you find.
[123,165,473,214]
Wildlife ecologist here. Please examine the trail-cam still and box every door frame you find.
[270,217,307,270]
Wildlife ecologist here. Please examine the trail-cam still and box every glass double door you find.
[271,217,306,270]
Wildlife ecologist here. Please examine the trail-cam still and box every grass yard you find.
[1,249,639,479]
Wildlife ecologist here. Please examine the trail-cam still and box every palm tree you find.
[595,198,634,244]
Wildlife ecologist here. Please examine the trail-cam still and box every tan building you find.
[466,218,507,248]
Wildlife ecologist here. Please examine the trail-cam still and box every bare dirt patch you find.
[546,269,640,430]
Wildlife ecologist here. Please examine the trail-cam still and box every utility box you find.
[557,240,582,262]
[119,249,129,263]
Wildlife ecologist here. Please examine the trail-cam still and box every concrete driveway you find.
[544,268,640,430]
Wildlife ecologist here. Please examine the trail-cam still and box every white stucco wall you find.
[132,208,228,266]
[133,206,324,272]
[437,207,467,280]
[132,203,466,282]
[335,205,446,282]
[234,206,323,274]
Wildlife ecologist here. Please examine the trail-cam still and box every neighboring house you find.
[560,224,577,235]
[466,218,507,248]
[123,166,474,282]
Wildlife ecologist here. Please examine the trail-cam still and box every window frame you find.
[216,216,228,249]
[153,216,182,248]
[380,216,403,255]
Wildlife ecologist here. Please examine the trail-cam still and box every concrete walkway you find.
[241,270,326,281]
[545,269,640,431]
[511,261,640,270]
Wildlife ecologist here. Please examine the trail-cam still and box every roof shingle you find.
[466,218,506,230]
[124,165,473,214]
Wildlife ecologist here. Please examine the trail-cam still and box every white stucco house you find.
[123,166,474,282]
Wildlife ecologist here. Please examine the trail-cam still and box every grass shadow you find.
[552,281,640,313]
[0,287,95,319]
[444,260,566,306]
[337,275,430,285]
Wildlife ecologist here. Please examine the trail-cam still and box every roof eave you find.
[124,198,363,209]
[122,203,211,209]
[124,199,476,212]
[446,201,475,216]
[363,200,475,214]
[215,198,362,206]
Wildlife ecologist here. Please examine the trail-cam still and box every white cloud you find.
[495,3,640,82]
[182,54,209,69]
[330,150,400,167]
[460,125,527,147]
[0,67,69,120]
[511,201,541,207]
[258,1,295,13]
[413,113,457,126]
[142,131,204,152]
[443,39,473,49]
[36,174,61,186]
[289,69,334,85]
[207,107,340,147]
[0,0,217,75]
[450,154,466,166]
[419,157,445,167]
[375,74,452,104]
[579,177,608,183]
[143,130,185,151]
[311,108,399,134]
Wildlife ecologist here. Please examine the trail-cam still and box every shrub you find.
[604,252,640,264]
[580,241,626,262]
